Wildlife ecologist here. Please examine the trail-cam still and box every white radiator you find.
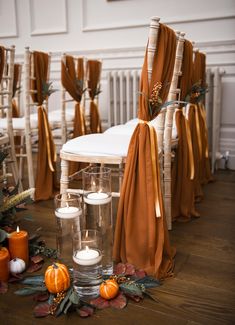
[107,69,141,127]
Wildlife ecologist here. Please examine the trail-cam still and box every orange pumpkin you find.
[99,279,119,300]
[44,262,70,294]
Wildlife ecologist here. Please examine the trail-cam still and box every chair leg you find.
[60,159,69,194]
[18,135,24,181]
[8,136,23,192]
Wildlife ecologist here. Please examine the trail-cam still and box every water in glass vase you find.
[73,248,102,298]
[83,192,113,275]
[55,207,81,267]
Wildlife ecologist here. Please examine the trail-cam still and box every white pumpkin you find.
[9,258,26,274]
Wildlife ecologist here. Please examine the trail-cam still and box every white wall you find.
[1,0,235,169]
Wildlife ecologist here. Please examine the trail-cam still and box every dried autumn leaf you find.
[77,306,94,318]
[2,226,13,233]
[33,292,50,302]
[125,293,142,302]
[90,296,110,309]
[134,269,147,279]
[125,263,136,276]
[114,263,126,275]
[0,281,8,294]
[26,261,43,273]
[109,292,127,309]
[30,255,44,264]
[34,302,51,318]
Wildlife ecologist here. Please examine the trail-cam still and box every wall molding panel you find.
[82,15,235,32]
[81,0,235,32]
[0,0,18,38]
[29,0,68,36]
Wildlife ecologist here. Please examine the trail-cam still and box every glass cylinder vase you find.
[82,167,113,275]
[54,193,82,267]
[73,229,102,298]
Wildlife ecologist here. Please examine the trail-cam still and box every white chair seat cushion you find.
[0,117,38,130]
[62,133,132,157]
[105,119,178,139]
[48,109,74,123]
[104,124,136,135]
[30,109,74,125]
[125,118,138,125]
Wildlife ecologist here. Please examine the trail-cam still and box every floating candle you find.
[73,246,102,266]
[0,247,10,282]
[84,192,111,205]
[8,226,29,265]
[55,206,82,219]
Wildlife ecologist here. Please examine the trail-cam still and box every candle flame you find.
[16,226,20,233]
[85,245,89,252]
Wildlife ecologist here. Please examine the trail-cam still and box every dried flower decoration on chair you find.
[149,82,163,116]
[184,80,208,104]
[140,81,187,117]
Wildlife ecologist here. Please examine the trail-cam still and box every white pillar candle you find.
[84,192,111,205]
[55,206,82,219]
[73,246,102,266]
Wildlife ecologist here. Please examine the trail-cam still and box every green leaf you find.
[0,229,8,242]
[14,287,41,296]
[55,287,73,317]
[63,300,73,314]
[20,275,45,286]
[69,290,80,305]
[135,276,161,288]
[24,285,47,292]
[120,282,143,298]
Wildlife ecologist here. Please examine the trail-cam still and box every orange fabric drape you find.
[0,46,5,84]
[171,40,199,221]
[190,52,204,200]
[113,24,177,279]
[197,52,212,184]
[12,64,21,117]
[12,64,21,152]
[87,60,102,133]
[61,56,86,138]
[31,51,57,201]
[191,52,212,200]
[61,56,86,174]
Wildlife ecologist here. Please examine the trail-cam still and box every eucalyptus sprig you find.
[74,79,87,101]
[42,81,57,100]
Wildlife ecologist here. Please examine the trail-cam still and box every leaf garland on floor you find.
[2,262,161,319]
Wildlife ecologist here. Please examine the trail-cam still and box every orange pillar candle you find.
[8,226,29,265]
[0,247,10,282]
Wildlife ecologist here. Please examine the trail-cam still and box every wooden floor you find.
[0,169,235,324]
